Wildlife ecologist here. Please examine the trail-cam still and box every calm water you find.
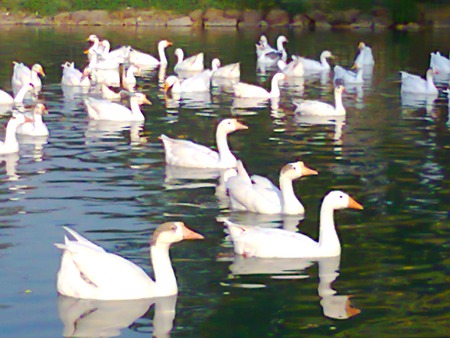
[0,25,449,337]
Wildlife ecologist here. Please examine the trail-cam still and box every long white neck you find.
[320,55,330,69]
[159,43,168,65]
[334,91,345,115]
[151,244,178,296]
[318,200,340,256]
[31,71,41,86]
[270,77,281,97]
[129,98,144,119]
[426,72,436,89]
[4,120,20,146]
[14,85,30,103]
[33,113,44,128]
[175,51,184,66]
[216,129,235,165]
[171,78,182,93]
[279,175,304,214]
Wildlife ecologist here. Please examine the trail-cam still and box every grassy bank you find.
[0,0,444,23]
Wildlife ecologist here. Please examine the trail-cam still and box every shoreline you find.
[0,6,449,31]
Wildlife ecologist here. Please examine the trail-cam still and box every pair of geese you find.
[55,118,363,300]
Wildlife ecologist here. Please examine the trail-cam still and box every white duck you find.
[430,51,450,74]
[400,68,438,95]
[16,103,49,136]
[353,42,375,68]
[163,71,211,94]
[0,114,32,154]
[211,58,240,78]
[84,92,151,121]
[55,222,203,300]
[277,58,305,77]
[224,190,363,258]
[61,62,91,87]
[334,65,363,84]
[226,160,318,215]
[294,51,334,72]
[160,118,247,169]
[0,83,34,105]
[129,40,173,68]
[174,48,204,73]
[233,72,285,98]
[11,62,45,89]
[257,36,288,64]
[294,85,346,116]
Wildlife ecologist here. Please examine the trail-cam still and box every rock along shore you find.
[0,6,449,31]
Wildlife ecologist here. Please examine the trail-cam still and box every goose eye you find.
[171,225,178,232]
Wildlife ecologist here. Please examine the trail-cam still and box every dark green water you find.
[0,26,448,337]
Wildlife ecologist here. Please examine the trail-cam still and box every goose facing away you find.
[160,118,248,169]
[84,93,151,121]
[211,58,240,79]
[226,160,318,215]
[430,51,450,75]
[277,58,305,77]
[16,103,49,136]
[61,62,91,87]
[55,222,204,300]
[295,85,346,116]
[174,48,204,73]
[233,72,285,98]
[400,68,438,95]
[353,42,375,68]
[0,114,33,154]
[224,190,363,258]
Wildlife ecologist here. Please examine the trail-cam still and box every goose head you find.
[163,76,179,93]
[150,221,204,246]
[130,93,152,105]
[159,40,173,49]
[272,72,286,83]
[322,190,363,211]
[87,34,99,43]
[321,51,334,60]
[357,42,366,50]
[334,85,346,95]
[217,118,248,135]
[174,48,184,61]
[211,58,221,71]
[280,161,318,181]
[259,35,268,47]
[34,103,48,116]
[32,64,45,77]
[277,36,288,50]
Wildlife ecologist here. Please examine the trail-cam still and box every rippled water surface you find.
[0,26,449,337]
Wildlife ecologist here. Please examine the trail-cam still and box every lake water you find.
[0,25,448,337]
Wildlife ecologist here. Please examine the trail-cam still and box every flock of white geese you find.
[1,33,449,301]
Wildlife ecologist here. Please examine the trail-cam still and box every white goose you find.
[257,36,288,64]
[84,92,151,121]
[0,83,34,105]
[353,42,375,68]
[129,40,173,68]
[55,222,203,300]
[294,85,346,116]
[61,62,91,87]
[233,72,285,98]
[277,58,305,77]
[11,62,45,89]
[400,68,438,95]
[255,35,271,58]
[160,118,247,169]
[430,51,450,74]
[224,190,363,258]
[294,51,334,72]
[174,48,204,73]
[16,103,49,136]
[226,160,318,215]
[334,65,363,84]
[211,58,240,78]
[163,71,211,93]
[0,114,32,154]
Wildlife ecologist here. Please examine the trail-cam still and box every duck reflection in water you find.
[58,294,177,338]
[228,255,360,320]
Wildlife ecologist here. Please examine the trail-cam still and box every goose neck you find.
[151,244,178,296]
[5,120,19,146]
[216,128,234,164]
[270,77,281,97]
[279,175,303,214]
[14,85,30,103]
[129,98,144,119]
[318,201,340,256]
[158,44,168,65]
[334,91,345,115]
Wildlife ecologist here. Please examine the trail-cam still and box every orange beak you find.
[181,224,204,240]
[348,196,363,210]
[301,164,318,176]
[234,120,248,130]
